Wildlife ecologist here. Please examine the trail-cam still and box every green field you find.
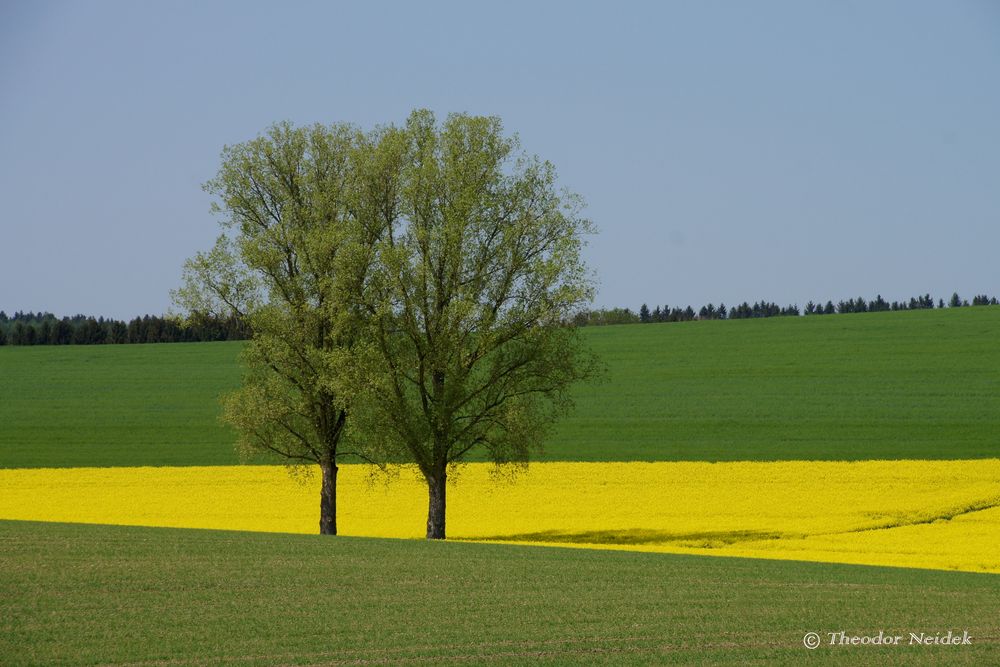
[3,308,999,665]
[2,307,998,467]
[0,341,242,467]
[2,520,997,666]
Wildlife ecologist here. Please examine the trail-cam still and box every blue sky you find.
[1,1,997,318]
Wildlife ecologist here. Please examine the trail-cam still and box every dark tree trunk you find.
[319,459,338,535]
[426,468,446,540]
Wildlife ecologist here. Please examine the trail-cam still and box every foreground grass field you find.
[2,521,998,666]
[3,461,998,573]
[1,307,998,467]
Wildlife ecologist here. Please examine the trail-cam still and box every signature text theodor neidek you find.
[819,630,972,647]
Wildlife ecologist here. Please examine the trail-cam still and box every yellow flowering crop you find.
[1,461,997,573]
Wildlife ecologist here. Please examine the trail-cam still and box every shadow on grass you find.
[464,528,788,549]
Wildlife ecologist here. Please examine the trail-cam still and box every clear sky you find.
[1,0,998,319]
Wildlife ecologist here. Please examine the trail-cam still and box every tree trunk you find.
[319,459,338,535]
[426,468,446,540]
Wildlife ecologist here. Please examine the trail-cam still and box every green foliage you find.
[174,122,377,471]
[355,111,598,465]
[3,520,999,665]
[346,110,599,536]
[573,307,641,325]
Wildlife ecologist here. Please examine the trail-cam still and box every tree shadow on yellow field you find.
[463,528,788,549]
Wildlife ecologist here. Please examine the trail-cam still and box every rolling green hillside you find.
[1,307,998,467]
[2,520,998,665]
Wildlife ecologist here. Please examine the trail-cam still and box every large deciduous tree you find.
[174,121,378,535]
[351,110,598,539]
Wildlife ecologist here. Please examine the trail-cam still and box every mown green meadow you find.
[2,520,998,666]
[1,307,998,467]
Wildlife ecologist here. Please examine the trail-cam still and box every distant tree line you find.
[573,292,999,327]
[0,311,249,346]
[2,290,997,344]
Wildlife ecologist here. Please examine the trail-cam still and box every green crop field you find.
[562,307,1000,461]
[2,307,999,467]
[0,341,242,467]
[0,307,1000,467]
[2,520,998,666]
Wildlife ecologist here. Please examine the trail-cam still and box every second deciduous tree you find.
[347,110,598,539]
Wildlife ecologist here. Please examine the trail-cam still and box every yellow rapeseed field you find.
[1,461,997,573]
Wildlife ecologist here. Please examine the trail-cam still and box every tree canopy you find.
[176,110,597,539]
[174,121,379,535]
[346,110,599,538]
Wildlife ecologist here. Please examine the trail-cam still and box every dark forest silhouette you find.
[1,292,996,345]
